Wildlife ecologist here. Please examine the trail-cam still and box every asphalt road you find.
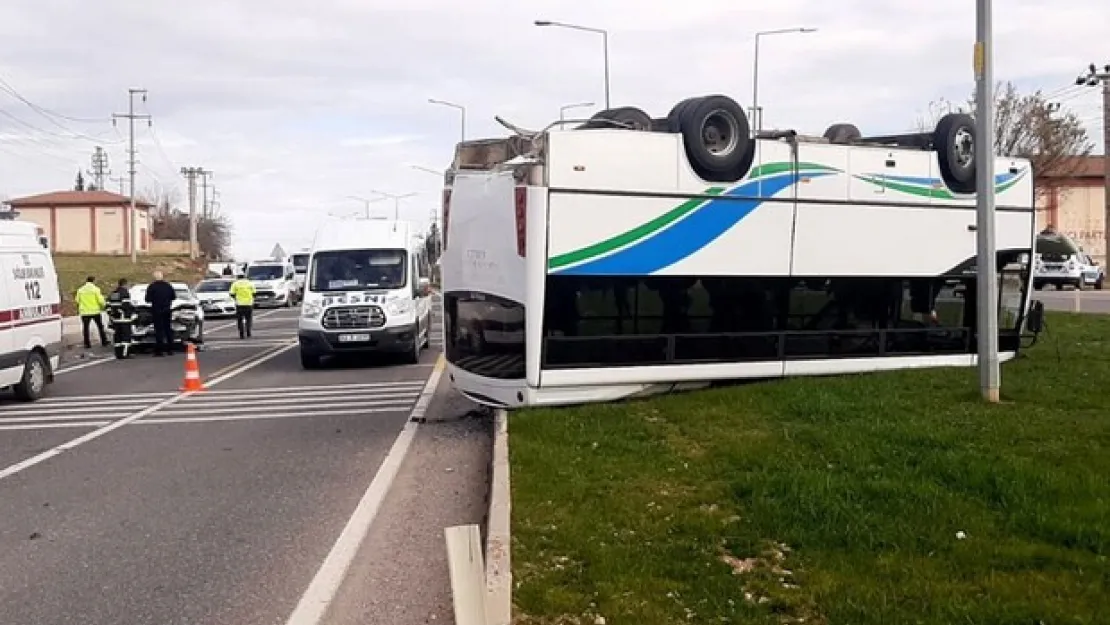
[0,299,491,625]
[1034,287,1110,314]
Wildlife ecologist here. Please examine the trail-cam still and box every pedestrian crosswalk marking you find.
[0,380,430,431]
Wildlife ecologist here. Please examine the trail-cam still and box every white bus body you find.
[441,97,1036,409]
[297,219,433,369]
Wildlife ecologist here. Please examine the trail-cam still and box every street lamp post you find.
[367,190,418,221]
[559,101,595,122]
[752,27,817,132]
[428,99,466,142]
[346,195,373,219]
[974,0,1000,402]
[535,20,610,109]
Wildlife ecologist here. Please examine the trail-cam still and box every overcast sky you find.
[0,1,1106,260]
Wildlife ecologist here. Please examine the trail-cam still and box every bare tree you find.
[916,81,1094,185]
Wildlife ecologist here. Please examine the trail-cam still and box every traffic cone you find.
[179,343,206,392]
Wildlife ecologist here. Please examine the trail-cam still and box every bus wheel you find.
[823,123,862,144]
[934,113,977,194]
[671,95,752,183]
[580,107,653,131]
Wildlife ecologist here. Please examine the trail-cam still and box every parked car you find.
[1033,230,1103,290]
[194,278,237,318]
[125,282,206,349]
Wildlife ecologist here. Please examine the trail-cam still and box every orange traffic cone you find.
[179,343,206,392]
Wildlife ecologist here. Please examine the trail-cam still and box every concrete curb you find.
[484,408,512,625]
[61,316,84,349]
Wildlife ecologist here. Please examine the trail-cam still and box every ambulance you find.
[0,220,62,401]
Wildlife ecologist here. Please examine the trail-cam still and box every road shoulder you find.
[320,382,493,625]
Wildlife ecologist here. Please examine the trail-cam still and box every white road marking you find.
[283,355,445,625]
[195,380,429,395]
[136,407,411,426]
[3,397,159,411]
[29,391,175,403]
[54,309,288,376]
[0,341,297,481]
[0,421,112,431]
[155,398,415,417]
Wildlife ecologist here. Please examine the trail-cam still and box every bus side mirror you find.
[418,277,431,296]
[1026,300,1045,334]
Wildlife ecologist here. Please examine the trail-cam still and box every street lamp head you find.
[800,27,818,33]
[534,20,552,26]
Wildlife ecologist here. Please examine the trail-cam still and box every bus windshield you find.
[309,249,407,291]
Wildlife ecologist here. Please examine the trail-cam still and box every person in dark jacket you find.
[144,271,177,356]
[107,278,137,359]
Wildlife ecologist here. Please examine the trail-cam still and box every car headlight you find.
[301,301,323,319]
[384,299,414,316]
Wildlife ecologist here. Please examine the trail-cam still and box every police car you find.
[0,220,62,401]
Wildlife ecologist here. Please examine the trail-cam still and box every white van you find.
[0,220,62,401]
[298,219,433,369]
[245,257,298,307]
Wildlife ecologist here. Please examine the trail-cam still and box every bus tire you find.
[934,113,976,194]
[823,123,861,144]
[580,107,653,131]
[672,95,752,183]
[665,97,703,133]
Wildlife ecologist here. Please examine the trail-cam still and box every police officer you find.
[229,272,256,339]
[75,276,109,349]
[106,278,137,359]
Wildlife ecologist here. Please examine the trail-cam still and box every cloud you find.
[0,0,1106,259]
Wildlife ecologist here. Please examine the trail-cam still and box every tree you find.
[917,81,1094,185]
[140,188,232,259]
[74,171,85,191]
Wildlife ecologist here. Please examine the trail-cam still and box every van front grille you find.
[322,305,385,330]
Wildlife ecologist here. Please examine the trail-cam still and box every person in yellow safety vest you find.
[228,273,256,339]
[75,276,109,349]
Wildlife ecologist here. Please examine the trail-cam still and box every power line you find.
[0,74,107,124]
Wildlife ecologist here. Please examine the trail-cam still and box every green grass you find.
[511,313,1110,625]
[55,254,207,316]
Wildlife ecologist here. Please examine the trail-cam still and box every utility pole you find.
[1076,63,1110,265]
[180,167,206,259]
[974,0,1000,403]
[88,146,110,190]
[112,89,151,263]
[110,176,126,195]
[199,170,212,219]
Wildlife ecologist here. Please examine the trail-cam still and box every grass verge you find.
[511,313,1110,625]
[55,254,207,316]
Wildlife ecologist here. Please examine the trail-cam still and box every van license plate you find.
[338,333,370,343]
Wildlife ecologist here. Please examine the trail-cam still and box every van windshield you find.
[310,249,407,291]
[247,265,284,280]
[292,254,309,273]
